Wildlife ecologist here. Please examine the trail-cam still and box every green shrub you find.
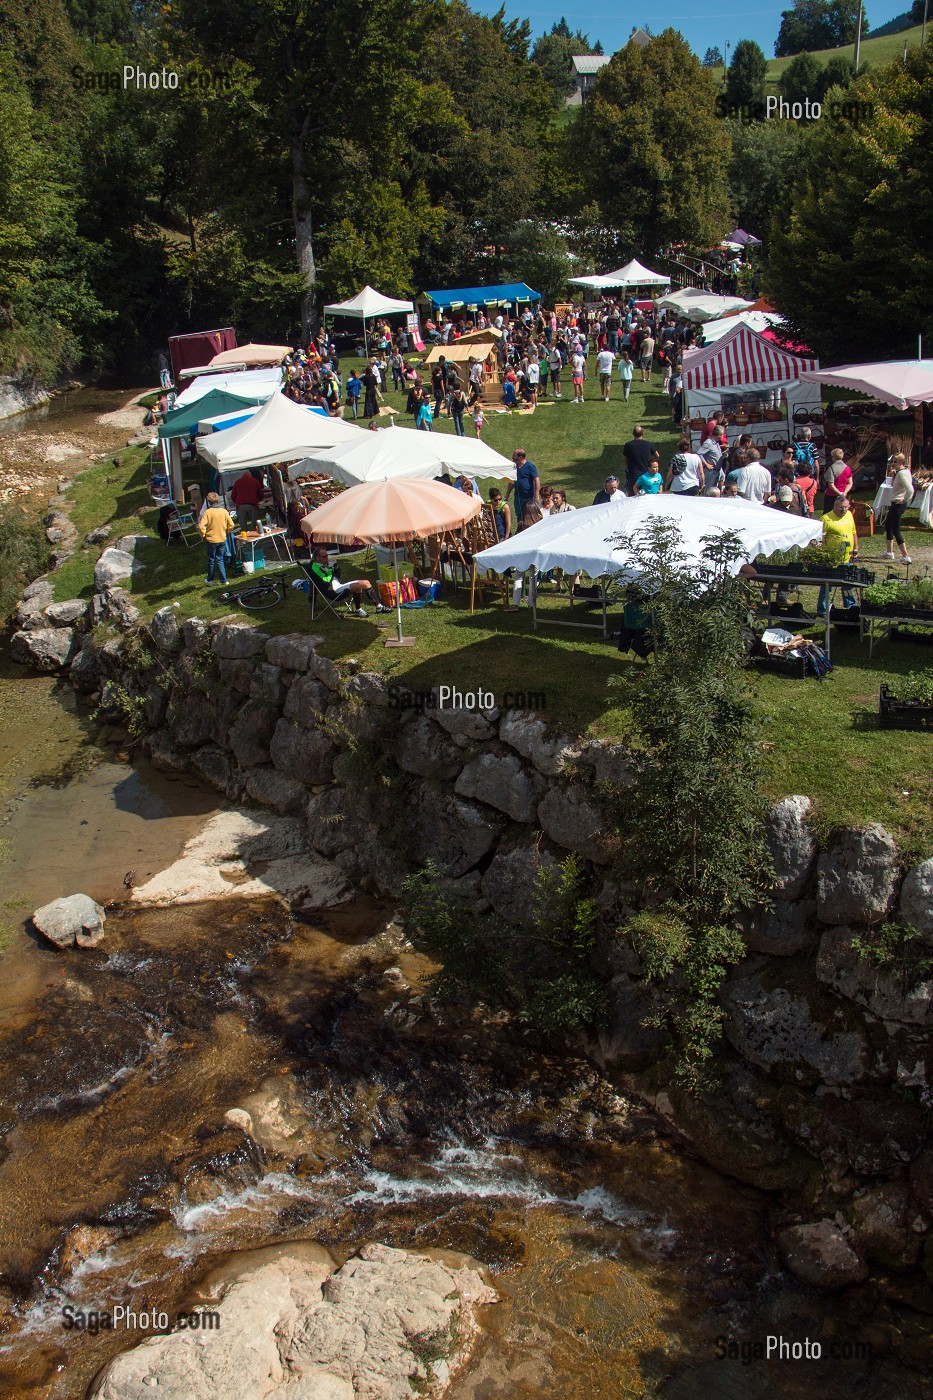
[0,502,51,626]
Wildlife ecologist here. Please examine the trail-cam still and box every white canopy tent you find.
[474,493,821,583]
[698,310,785,344]
[657,289,753,322]
[196,392,361,474]
[323,285,415,357]
[299,423,516,486]
[173,367,282,409]
[568,258,670,292]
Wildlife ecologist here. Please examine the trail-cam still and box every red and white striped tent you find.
[684,320,817,392]
[682,321,821,465]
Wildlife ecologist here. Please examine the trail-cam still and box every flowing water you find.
[0,388,929,1395]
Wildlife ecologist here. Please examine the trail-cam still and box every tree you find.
[725,39,767,108]
[500,222,580,307]
[531,18,602,104]
[725,118,803,237]
[575,31,732,259]
[779,51,824,107]
[703,45,724,67]
[766,45,933,361]
[910,0,925,19]
[775,0,864,57]
[818,53,856,97]
[606,520,770,1088]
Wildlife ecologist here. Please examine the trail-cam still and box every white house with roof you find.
[567,54,610,105]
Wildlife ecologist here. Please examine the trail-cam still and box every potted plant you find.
[879,670,933,729]
[753,544,874,586]
[862,575,933,622]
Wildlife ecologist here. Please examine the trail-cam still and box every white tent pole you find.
[394,552,403,642]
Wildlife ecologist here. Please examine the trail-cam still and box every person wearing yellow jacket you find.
[198,492,236,584]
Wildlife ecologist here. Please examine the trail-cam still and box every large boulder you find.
[741,899,817,957]
[593,975,665,1070]
[269,720,337,787]
[32,894,105,949]
[100,587,140,631]
[721,965,871,1087]
[455,752,545,823]
[305,789,370,858]
[816,824,899,924]
[228,701,279,768]
[9,627,80,672]
[766,796,818,901]
[574,739,634,789]
[900,857,933,946]
[69,641,106,693]
[498,711,579,776]
[344,670,391,708]
[92,1242,495,1400]
[775,1221,868,1290]
[409,789,502,878]
[93,547,137,591]
[244,766,308,815]
[306,650,342,691]
[264,632,323,671]
[849,1182,921,1271]
[392,714,464,782]
[188,745,235,795]
[13,598,47,632]
[283,674,331,727]
[43,598,88,628]
[431,689,498,741]
[537,785,613,865]
[212,624,267,660]
[22,579,54,605]
[166,693,219,750]
[816,924,933,1027]
[148,605,183,653]
[481,842,558,927]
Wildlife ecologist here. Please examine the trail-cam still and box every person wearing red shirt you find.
[230,469,263,529]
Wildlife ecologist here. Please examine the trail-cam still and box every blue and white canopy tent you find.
[420,283,541,317]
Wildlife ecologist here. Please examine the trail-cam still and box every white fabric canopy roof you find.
[699,310,785,344]
[799,360,933,410]
[300,423,516,485]
[322,285,414,319]
[173,368,281,409]
[196,392,361,473]
[569,258,670,290]
[474,494,822,580]
[657,289,753,322]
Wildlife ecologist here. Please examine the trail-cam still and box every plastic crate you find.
[752,651,811,679]
[879,684,933,730]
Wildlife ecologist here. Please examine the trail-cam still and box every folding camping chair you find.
[298,554,361,622]
[165,504,199,547]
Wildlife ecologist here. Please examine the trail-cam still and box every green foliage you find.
[884,670,933,704]
[765,45,933,362]
[849,921,933,977]
[500,222,579,307]
[576,31,732,258]
[531,20,602,105]
[726,118,803,237]
[776,0,865,57]
[703,46,724,67]
[606,520,773,1088]
[400,854,608,1034]
[779,51,825,106]
[865,574,933,609]
[819,54,857,95]
[726,39,768,107]
[0,503,51,627]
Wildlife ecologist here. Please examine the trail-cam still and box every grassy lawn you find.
[46,365,933,840]
[764,23,924,83]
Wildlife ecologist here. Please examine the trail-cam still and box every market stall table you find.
[234,526,295,572]
[748,571,876,663]
[871,480,933,529]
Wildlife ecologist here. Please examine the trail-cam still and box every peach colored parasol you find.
[300,479,482,646]
[208,343,291,367]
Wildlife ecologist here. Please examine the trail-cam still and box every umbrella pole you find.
[385,549,415,648]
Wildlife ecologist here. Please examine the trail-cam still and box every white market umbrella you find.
[699,310,784,344]
[474,493,822,581]
[657,289,753,322]
[196,392,361,472]
[301,423,516,485]
[301,478,482,646]
[323,285,414,358]
[799,360,933,411]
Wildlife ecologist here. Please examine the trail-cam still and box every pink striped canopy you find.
[684,322,818,392]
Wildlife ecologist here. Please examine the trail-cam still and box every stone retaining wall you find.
[8,598,933,1291]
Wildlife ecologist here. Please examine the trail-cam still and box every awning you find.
[299,423,516,486]
[323,285,414,319]
[173,368,282,410]
[208,342,291,368]
[157,388,266,439]
[657,289,754,322]
[196,392,362,473]
[569,258,670,290]
[799,360,933,411]
[422,283,541,311]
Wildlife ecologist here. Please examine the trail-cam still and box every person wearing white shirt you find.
[596,348,615,402]
[617,350,634,400]
[665,438,706,496]
[571,350,587,404]
[740,449,773,504]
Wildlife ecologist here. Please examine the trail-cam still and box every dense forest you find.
[0,0,930,381]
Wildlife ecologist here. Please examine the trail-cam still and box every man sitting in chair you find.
[307,546,390,619]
